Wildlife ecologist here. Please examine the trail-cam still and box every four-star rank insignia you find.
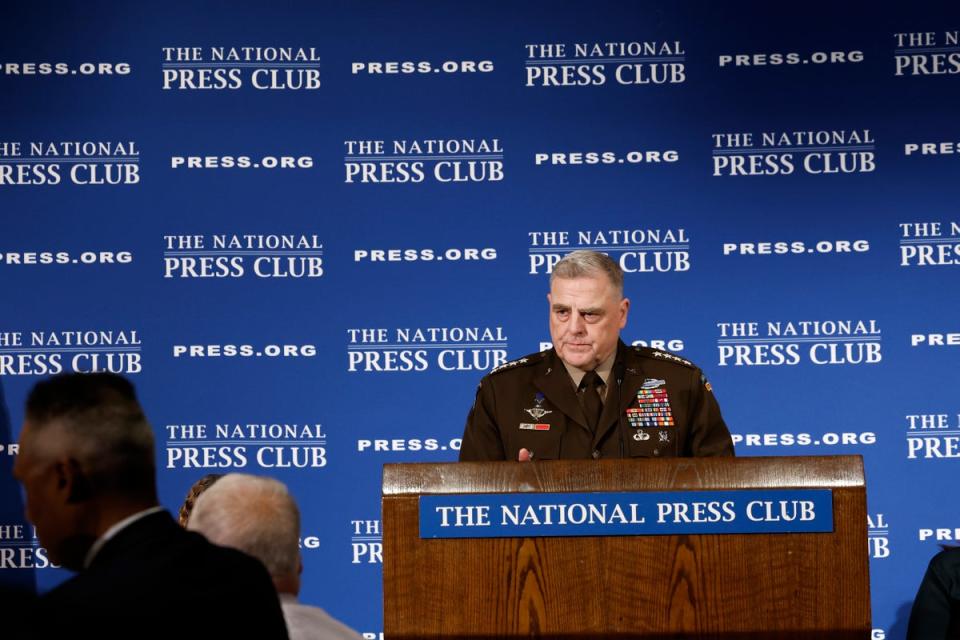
[651,350,694,367]
[490,356,528,375]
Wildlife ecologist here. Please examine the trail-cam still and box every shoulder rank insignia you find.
[648,349,695,368]
[489,356,529,375]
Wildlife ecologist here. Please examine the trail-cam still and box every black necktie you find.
[580,370,604,432]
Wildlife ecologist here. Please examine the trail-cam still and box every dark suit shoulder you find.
[928,547,960,586]
[37,511,289,639]
[631,346,698,370]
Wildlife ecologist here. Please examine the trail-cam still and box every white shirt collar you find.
[83,506,165,569]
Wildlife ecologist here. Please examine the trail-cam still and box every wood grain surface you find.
[383,456,870,640]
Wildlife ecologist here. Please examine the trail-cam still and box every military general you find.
[459,250,734,461]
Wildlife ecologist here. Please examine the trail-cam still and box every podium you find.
[382,456,870,639]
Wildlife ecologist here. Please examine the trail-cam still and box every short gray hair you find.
[550,250,624,298]
[24,373,156,499]
[188,474,300,578]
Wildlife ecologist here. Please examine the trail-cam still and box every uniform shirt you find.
[562,351,615,420]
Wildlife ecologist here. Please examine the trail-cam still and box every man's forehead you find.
[550,275,618,300]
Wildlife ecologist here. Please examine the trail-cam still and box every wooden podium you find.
[382,456,870,639]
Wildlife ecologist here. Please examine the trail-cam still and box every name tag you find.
[519,423,551,431]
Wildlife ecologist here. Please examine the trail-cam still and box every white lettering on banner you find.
[1,62,130,76]
[533,150,679,167]
[899,222,960,266]
[343,138,503,184]
[731,432,877,447]
[904,141,960,156]
[718,50,863,67]
[351,59,494,75]
[0,525,59,569]
[164,422,328,470]
[524,41,685,87]
[353,248,497,263]
[357,438,461,453]
[170,155,314,170]
[906,413,960,459]
[722,240,870,256]
[0,250,133,266]
[161,47,321,90]
[351,520,382,564]
[163,234,324,279]
[911,333,960,347]
[868,514,890,559]
[716,320,882,366]
[346,327,507,373]
[0,140,139,186]
[0,330,142,375]
[171,344,317,358]
[711,130,876,177]
[919,527,960,542]
[528,229,690,275]
[894,31,960,76]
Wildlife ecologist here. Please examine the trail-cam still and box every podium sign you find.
[420,489,834,538]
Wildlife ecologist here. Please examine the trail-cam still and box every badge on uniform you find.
[525,392,552,420]
[519,423,551,431]
[626,385,675,428]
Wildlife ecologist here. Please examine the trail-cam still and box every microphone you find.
[614,361,627,458]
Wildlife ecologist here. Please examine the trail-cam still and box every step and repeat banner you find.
[2,1,959,637]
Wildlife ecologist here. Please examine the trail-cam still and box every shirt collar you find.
[560,349,617,389]
[83,505,165,569]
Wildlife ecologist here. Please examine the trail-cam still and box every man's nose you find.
[567,312,586,334]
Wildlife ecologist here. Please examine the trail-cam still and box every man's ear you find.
[619,297,631,328]
[60,458,93,503]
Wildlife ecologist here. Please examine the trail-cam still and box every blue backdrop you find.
[2,2,959,637]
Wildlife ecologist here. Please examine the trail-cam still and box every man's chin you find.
[559,350,596,370]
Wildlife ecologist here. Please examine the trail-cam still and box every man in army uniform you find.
[459,250,734,461]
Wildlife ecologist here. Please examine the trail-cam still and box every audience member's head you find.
[12,373,157,570]
[178,473,223,527]
[188,473,302,594]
